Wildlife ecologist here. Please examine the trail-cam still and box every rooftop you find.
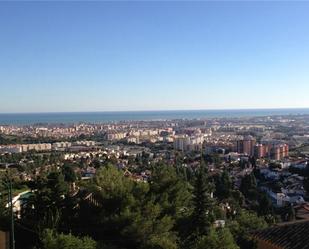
[253,220,309,249]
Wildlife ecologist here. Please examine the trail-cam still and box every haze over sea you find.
[0,109,309,125]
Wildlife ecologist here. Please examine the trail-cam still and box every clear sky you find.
[0,1,309,113]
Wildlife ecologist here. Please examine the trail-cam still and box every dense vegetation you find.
[0,161,270,249]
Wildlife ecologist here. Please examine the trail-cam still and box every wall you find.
[0,231,9,249]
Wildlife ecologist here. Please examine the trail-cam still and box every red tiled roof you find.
[253,220,309,249]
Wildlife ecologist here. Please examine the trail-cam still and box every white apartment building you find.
[174,135,191,152]
[52,141,72,149]
[21,143,52,152]
[106,131,127,141]
[174,134,205,152]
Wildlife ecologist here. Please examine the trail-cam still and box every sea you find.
[0,109,309,125]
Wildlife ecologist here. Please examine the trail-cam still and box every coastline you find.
[0,108,309,125]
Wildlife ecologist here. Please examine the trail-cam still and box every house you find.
[262,188,305,207]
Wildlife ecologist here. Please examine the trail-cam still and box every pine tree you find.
[239,173,257,198]
[192,162,215,236]
[215,170,232,200]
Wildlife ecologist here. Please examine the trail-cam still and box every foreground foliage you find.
[0,162,270,249]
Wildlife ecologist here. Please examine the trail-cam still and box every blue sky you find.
[0,1,309,113]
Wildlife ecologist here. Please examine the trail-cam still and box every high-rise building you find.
[174,135,190,152]
[271,144,289,161]
[236,135,256,156]
[174,134,204,152]
[254,144,268,158]
[254,142,289,160]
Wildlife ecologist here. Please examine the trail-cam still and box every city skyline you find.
[1,1,309,112]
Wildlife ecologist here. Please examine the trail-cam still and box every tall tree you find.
[85,165,178,249]
[21,172,68,233]
[0,179,10,230]
[239,173,257,198]
[150,164,191,218]
[215,170,232,200]
[192,163,215,236]
[62,164,77,183]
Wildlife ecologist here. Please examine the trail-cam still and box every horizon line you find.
[1,107,309,115]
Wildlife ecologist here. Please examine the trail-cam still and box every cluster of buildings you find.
[255,142,289,161]
[172,133,289,161]
[259,168,305,207]
[52,140,96,150]
[105,128,175,144]
[0,141,97,154]
[236,135,289,160]
[0,143,52,153]
[105,131,127,141]
[2,115,309,249]
[0,123,110,139]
